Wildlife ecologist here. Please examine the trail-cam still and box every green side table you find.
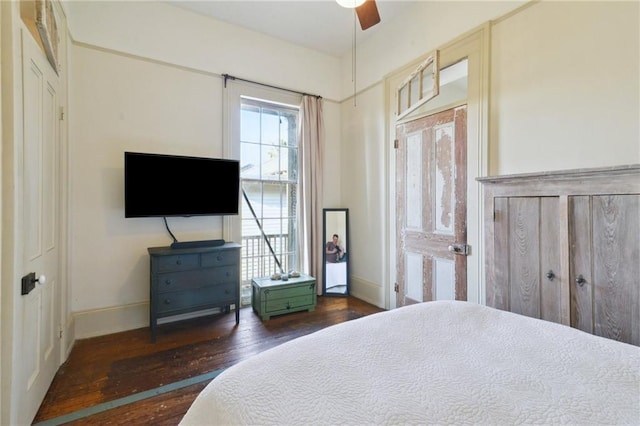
[252,274,317,320]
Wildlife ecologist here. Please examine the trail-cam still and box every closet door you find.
[491,197,561,322]
[570,195,640,345]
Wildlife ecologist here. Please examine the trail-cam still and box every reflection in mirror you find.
[323,209,349,296]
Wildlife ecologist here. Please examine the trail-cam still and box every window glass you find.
[240,97,299,305]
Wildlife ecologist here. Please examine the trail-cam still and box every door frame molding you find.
[384,23,490,309]
[1,4,69,421]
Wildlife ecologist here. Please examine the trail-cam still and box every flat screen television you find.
[124,151,240,218]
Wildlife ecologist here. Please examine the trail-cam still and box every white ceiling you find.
[165,0,412,57]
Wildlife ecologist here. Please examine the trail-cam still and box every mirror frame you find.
[322,208,350,296]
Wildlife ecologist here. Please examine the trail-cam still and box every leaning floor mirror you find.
[323,208,350,296]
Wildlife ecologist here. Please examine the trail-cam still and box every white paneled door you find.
[396,106,467,307]
[16,30,62,424]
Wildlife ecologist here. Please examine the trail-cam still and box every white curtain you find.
[298,96,324,294]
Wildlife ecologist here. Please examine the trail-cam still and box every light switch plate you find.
[21,272,36,295]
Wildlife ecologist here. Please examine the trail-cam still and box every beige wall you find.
[340,2,524,308]
[66,1,344,336]
[489,1,639,174]
[66,1,342,101]
[70,45,226,313]
[341,83,388,305]
[340,0,639,308]
[64,0,639,336]
[340,1,525,97]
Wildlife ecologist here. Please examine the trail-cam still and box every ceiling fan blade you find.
[355,0,381,30]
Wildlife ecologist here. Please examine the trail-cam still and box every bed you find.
[180,301,640,425]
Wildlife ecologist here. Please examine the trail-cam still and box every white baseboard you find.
[73,302,149,339]
[72,302,230,339]
[349,275,385,309]
[63,315,76,357]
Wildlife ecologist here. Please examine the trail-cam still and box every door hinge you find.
[394,139,399,149]
[59,106,65,121]
[394,282,399,293]
[58,325,63,339]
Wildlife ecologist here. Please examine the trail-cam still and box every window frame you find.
[222,82,302,303]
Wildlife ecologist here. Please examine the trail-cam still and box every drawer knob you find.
[217,256,222,261]
[165,280,171,285]
[576,275,587,287]
[176,260,182,265]
[545,270,555,281]
[164,299,171,304]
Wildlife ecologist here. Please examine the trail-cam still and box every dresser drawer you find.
[155,266,238,293]
[155,282,237,316]
[153,254,199,273]
[201,250,239,268]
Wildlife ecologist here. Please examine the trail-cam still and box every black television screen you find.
[124,152,240,218]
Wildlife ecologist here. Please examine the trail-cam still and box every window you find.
[397,50,440,120]
[239,97,299,305]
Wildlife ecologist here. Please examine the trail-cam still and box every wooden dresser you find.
[478,165,639,346]
[148,243,241,342]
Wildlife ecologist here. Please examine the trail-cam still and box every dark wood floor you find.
[33,296,383,425]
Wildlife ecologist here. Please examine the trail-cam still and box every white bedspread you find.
[180,301,640,425]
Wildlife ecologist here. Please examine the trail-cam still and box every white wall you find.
[65,1,343,336]
[340,84,388,305]
[70,44,225,313]
[65,0,640,336]
[66,1,343,102]
[340,1,524,97]
[339,0,639,308]
[338,1,524,307]
[490,1,640,174]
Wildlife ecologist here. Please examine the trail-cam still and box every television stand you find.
[171,239,225,249]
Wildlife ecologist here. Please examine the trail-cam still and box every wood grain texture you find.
[491,197,510,311]
[479,165,639,346]
[539,197,561,323]
[395,106,467,306]
[508,197,541,319]
[453,106,468,301]
[33,297,383,424]
[591,195,640,345]
[569,196,594,334]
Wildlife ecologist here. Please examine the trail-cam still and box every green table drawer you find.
[264,294,315,314]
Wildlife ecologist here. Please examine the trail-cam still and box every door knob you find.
[447,243,470,256]
[35,275,46,285]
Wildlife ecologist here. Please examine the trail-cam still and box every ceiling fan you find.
[337,0,381,30]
